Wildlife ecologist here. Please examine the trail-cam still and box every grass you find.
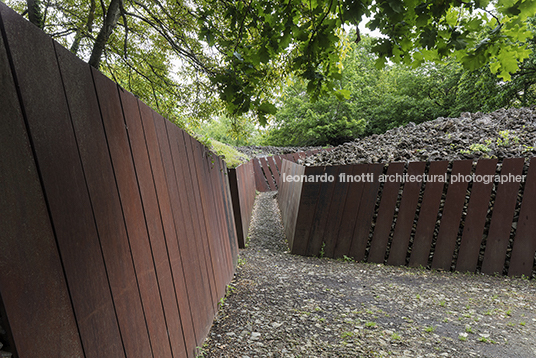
[365,321,377,328]
[424,326,436,333]
[209,139,249,168]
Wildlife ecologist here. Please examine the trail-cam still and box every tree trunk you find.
[70,0,96,55]
[88,0,122,69]
[26,0,43,29]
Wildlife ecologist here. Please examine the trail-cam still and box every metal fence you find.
[252,150,322,192]
[229,161,256,248]
[279,158,536,278]
[0,4,237,357]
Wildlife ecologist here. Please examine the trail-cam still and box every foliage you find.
[7,0,535,126]
[198,0,535,121]
[194,115,262,146]
[208,140,249,168]
[262,79,366,146]
[264,25,536,145]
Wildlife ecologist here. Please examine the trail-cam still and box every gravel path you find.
[202,192,536,358]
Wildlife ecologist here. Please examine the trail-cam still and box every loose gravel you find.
[202,192,536,358]
[303,107,536,166]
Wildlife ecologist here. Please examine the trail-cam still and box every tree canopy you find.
[7,0,536,127]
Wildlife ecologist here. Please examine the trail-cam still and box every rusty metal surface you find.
[215,159,237,274]
[431,160,473,271]
[320,166,350,258]
[229,168,245,247]
[331,164,367,258]
[185,135,220,308]
[456,159,498,273]
[278,160,305,249]
[0,9,84,356]
[120,89,185,358]
[387,161,427,266]
[56,44,153,358]
[165,125,214,344]
[3,6,125,357]
[94,68,176,358]
[409,161,449,268]
[274,155,284,173]
[235,161,256,248]
[195,142,227,299]
[140,106,193,357]
[260,157,277,191]
[305,166,339,256]
[290,166,324,255]
[367,163,405,264]
[481,158,524,275]
[509,157,536,277]
[253,158,270,191]
[154,118,202,351]
[349,163,385,261]
[267,156,281,187]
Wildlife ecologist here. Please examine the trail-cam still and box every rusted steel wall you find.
[0,4,237,358]
[253,150,324,192]
[279,158,535,278]
[229,160,256,248]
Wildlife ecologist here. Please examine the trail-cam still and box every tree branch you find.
[89,0,123,68]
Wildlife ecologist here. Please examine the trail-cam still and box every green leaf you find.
[334,89,351,100]
[258,102,277,115]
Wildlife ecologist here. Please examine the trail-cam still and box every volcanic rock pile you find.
[303,107,536,166]
[235,145,323,159]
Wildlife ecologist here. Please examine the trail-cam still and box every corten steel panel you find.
[332,164,368,258]
[184,134,221,307]
[215,158,237,281]
[387,161,427,266]
[274,154,284,171]
[348,163,385,261]
[267,156,281,187]
[0,15,83,357]
[481,158,524,275]
[260,157,277,191]
[1,6,125,357]
[456,159,498,273]
[153,117,202,349]
[142,109,195,355]
[509,157,536,277]
[55,44,153,357]
[277,160,292,239]
[293,152,301,162]
[409,161,449,268]
[235,162,255,248]
[277,160,292,234]
[431,160,473,271]
[290,166,324,255]
[306,166,339,256]
[196,146,228,297]
[253,158,269,191]
[119,89,186,358]
[167,126,215,341]
[368,162,405,264]
[216,159,238,271]
[229,168,246,247]
[92,69,171,358]
[140,105,195,356]
[287,164,306,250]
[278,160,305,249]
[166,126,214,325]
[323,166,351,258]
